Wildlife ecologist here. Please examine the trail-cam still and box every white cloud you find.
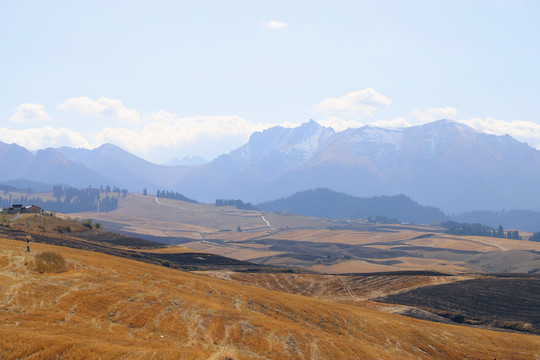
[459,117,540,150]
[10,103,51,123]
[0,126,91,150]
[317,117,365,132]
[413,106,457,123]
[264,20,288,30]
[93,114,278,158]
[369,117,412,129]
[58,96,141,124]
[317,116,412,132]
[313,88,392,118]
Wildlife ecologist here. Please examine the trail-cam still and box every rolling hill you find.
[1,214,539,359]
[62,194,540,275]
[257,188,447,224]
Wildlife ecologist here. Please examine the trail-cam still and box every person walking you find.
[25,239,30,254]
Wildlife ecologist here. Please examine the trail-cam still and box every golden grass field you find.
[64,194,540,274]
[1,236,539,359]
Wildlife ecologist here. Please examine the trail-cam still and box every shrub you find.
[82,220,93,230]
[450,312,465,323]
[31,251,68,274]
[55,225,72,233]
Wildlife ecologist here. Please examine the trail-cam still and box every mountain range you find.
[174,119,540,212]
[1,119,540,213]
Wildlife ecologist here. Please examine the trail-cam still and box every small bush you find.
[31,251,68,274]
[55,225,72,233]
[450,312,465,323]
[82,220,93,230]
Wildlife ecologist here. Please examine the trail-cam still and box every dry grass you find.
[182,240,285,261]
[260,229,421,245]
[29,251,68,274]
[307,257,469,274]
[10,213,89,234]
[200,271,471,304]
[0,237,539,359]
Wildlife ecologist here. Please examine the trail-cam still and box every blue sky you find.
[1,0,539,163]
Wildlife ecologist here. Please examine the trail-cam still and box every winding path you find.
[154,197,188,210]
[9,213,23,222]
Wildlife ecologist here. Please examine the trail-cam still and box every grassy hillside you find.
[1,237,539,359]
[0,213,284,273]
[257,188,447,224]
[65,194,540,274]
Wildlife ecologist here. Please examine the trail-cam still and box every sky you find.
[1,0,539,164]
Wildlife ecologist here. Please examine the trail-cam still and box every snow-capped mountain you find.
[228,119,335,177]
[2,119,539,213]
[175,119,540,212]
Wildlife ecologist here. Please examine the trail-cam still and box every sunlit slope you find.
[69,194,540,273]
[1,238,539,359]
[69,193,332,238]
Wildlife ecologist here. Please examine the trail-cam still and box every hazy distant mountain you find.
[0,141,112,188]
[175,120,540,212]
[166,156,208,166]
[258,188,447,225]
[175,120,336,202]
[0,179,54,192]
[3,119,540,213]
[57,144,195,192]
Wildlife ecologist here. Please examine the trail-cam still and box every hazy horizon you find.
[2,1,539,163]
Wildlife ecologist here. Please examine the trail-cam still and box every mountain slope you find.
[1,236,539,359]
[176,120,540,212]
[258,188,447,224]
[175,120,336,201]
[3,119,540,212]
[0,142,113,188]
[57,143,195,192]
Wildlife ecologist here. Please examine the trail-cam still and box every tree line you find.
[441,221,521,239]
[1,186,126,213]
[156,190,198,203]
[215,199,258,210]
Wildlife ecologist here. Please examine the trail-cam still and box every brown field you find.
[307,257,470,274]
[182,240,286,262]
[258,229,422,245]
[1,237,539,359]
[199,271,471,304]
[62,194,540,274]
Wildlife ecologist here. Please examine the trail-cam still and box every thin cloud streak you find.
[0,126,91,150]
[58,96,141,124]
[10,103,51,123]
[413,106,457,123]
[314,88,392,118]
[264,20,288,29]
